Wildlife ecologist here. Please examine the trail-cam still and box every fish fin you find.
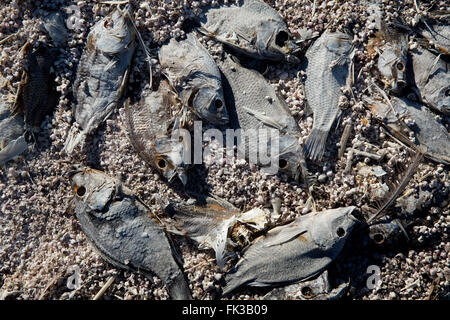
[263,229,308,248]
[303,129,329,162]
[0,135,28,166]
[165,272,192,300]
[212,224,230,270]
[242,107,284,130]
[63,126,85,154]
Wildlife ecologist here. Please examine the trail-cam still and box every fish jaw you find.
[153,137,189,185]
[191,86,229,126]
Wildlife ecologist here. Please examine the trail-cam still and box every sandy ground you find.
[0,0,449,300]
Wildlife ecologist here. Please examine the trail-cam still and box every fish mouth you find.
[67,164,84,179]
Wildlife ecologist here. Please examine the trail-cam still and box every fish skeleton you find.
[222,206,358,295]
[124,80,189,185]
[68,166,192,300]
[198,0,299,62]
[303,31,353,162]
[64,6,136,153]
[159,32,229,126]
[218,54,310,184]
[407,46,450,115]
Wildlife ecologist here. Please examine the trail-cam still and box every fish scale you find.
[303,31,352,162]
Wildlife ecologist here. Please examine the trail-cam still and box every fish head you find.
[189,86,229,125]
[277,135,304,180]
[377,45,407,94]
[94,7,136,54]
[311,206,359,249]
[68,166,116,212]
[153,137,189,185]
[369,219,401,245]
[255,21,299,62]
[423,76,450,115]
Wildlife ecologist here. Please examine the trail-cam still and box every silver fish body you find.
[219,54,308,181]
[69,167,192,300]
[0,101,27,165]
[263,270,349,300]
[65,8,136,153]
[303,31,353,162]
[198,0,298,62]
[222,206,358,295]
[366,95,450,165]
[159,32,228,125]
[124,80,189,185]
[408,47,450,115]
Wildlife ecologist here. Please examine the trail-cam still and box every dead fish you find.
[12,43,59,130]
[68,166,192,300]
[124,80,189,185]
[365,95,450,165]
[64,7,136,153]
[43,11,68,47]
[408,46,450,115]
[0,101,27,166]
[377,38,408,94]
[262,270,349,300]
[218,54,309,183]
[198,0,299,62]
[222,206,358,295]
[417,21,450,54]
[303,31,353,162]
[159,32,229,125]
[162,195,269,269]
[369,218,402,245]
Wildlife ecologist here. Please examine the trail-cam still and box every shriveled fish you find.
[12,43,59,130]
[43,11,68,47]
[218,54,309,183]
[303,31,353,162]
[124,80,189,185]
[223,206,358,295]
[68,166,192,300]
[162,195,270,269]
[365,95,450,164]
[159,32,229,125]
[64,6,136,153]
[0,100,27,166]
[369,218,402,245]
[263,270,349,300]
[407,46,449,115]
[417,21,450,54]
[198,0,299,62]
[376,24,408,94]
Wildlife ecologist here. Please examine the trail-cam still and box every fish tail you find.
[166,273,192,300]
[0,135,28,166]
[303,128,329,162]
[63,126,85,154]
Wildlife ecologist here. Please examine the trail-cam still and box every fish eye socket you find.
[215,99,223,110]
[275,31,289,47]
[157,159,167,169]
[336,227,346,238]
[279,159,288,169]
[373,233,385,244]
[301,286,314,298]
[104,18,114,29]
[396,62,404,71]
[76,186,86,197]
[445,88,450,97]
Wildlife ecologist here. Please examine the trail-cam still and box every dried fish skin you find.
[198,0,298,62]
[13,44,59,130]
[0,101,27,165]
[369,218,402,245]
[408,47,450,115]
[366,95,450,165]
[43,11,68,47]
[69,166,192,300]
[417,22,450,55]
[65,7,136,153]
[124,81,189,185]
[222,206,358,295]
[303,31,353,162]
[219,54,308,181]
[263,270,349,300]
[159,32,229,125]
[163,195,270,269]
[377,42,408,94]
